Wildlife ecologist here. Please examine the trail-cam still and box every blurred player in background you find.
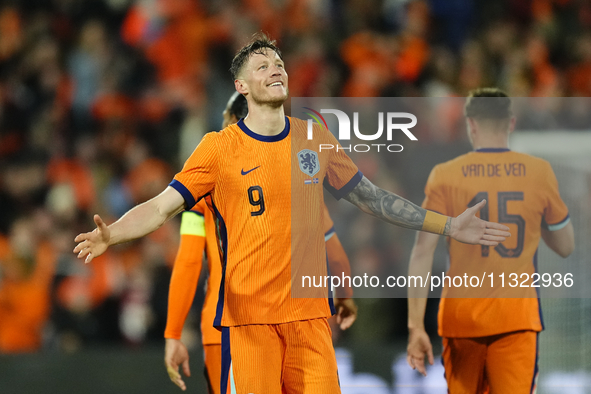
[163,92,357,392]
[74,35,510,394]
[406,88,575,393]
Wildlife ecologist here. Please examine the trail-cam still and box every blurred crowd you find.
[1,0,590,353]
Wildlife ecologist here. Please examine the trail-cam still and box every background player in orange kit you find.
[163,92,358,393]
[74,34,510,394]
[406,88,575,393]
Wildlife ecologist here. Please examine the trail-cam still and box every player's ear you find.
[235,79,248,95]
[508,116,516,135]
[466,117,477,135]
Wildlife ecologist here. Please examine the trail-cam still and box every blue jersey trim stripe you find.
[544,213,570,231]
[326,251,336,315]
[441,346,447,384]
[533,249,545,331]
[212,200,228,328]
[237,116,290,142]
[530,333,540,393]
[220,327,231,394]
[324,170,363,200]
[169,179,196,210]
[475,148,511,153]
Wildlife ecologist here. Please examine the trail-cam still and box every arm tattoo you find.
[443,217,452,236]
[343,176,426,230]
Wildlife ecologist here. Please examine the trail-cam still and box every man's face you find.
[237,48,288,107]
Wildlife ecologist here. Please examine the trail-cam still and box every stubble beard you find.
[251,87,289,109]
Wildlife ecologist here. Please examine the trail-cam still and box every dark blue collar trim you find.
[238,116,290,142]
[475,148,510,152]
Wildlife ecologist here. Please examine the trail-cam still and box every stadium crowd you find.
[1,0,590,353]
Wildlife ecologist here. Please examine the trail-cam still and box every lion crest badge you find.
[297,149,320,177]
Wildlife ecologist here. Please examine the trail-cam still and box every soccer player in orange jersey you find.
[74,35,510,394]
[406,88,575,393]
[163,92,357,393]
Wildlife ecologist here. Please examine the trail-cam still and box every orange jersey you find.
[166,198,348,345]
[170,116,361,327]
[423,148,569,338]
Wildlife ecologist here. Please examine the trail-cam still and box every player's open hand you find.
[407,327,434,377]
[165,338,191,391]
[450,200,510,245]
[73,214,110,264]
[335,298,358,330]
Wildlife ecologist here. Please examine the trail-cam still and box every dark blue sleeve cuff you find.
[169,179,196,210]
[324,226,335,237]
[324,170,363,200]
[542,213,570,231]
[324,226,336,241]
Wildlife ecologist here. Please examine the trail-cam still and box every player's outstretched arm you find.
[73,186,186,263]
[343,176,510,245]
[406,231,439,376]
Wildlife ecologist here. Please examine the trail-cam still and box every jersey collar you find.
[238,116,290,142]
[475,148,510,153]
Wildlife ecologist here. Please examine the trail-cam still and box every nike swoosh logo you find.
[241,166,260,175]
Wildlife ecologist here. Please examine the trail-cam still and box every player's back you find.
[423,148,569,337]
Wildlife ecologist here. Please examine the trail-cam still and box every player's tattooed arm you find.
[345,176,451,234]
[443,217,451,235]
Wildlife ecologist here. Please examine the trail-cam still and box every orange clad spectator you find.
[284,0,315,34]
[395,1,430,83]
[0,7,22,61]
[123,155,178,268]
[395,34,429,82]
[47,158,96,211]
[92,93,136,122]
[567,35,591,96]
[340,31,392,97]
[55,254,113,314]
[286,38,329,97]
[0,217,56,353]
[124,157,172,204]
[122,0,232,110]
[523,34,559,96]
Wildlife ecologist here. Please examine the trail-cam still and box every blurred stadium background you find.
[0,0,589,393]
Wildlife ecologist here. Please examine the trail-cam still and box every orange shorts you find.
[204,344,223,394]
[220,318,340,394]
[442,330,539,394]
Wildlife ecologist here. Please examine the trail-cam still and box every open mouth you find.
[268,82,283,87]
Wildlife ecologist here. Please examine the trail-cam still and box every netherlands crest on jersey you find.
[297,149,319,177]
